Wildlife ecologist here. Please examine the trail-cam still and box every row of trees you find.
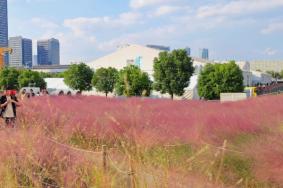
[0,68,46,90]
[64,64,153,97]
[0,49,244,100]
[63,50,244,100]
[64,49,195,99]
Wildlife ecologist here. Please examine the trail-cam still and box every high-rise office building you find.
[33,55,38,66]
[0,0,8,47]
[8,36,33,68]
[37,38,60,65]
[0,0,8,65]
[200,48,209,60]
[22,38,33,68]
[185,47,191,56]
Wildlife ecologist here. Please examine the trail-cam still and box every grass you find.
[0,94,283,187]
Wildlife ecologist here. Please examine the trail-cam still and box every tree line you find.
[64,49,244,100]
[0,68,47,90]
[266,70,283,80]
[0,49,244,100]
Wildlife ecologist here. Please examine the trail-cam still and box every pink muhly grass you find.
[17,94,283,146]
[246,133,283,184]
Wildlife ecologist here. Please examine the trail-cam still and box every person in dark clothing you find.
[0,90,20,127]
[30,89,35,97]
[58,90,64,96]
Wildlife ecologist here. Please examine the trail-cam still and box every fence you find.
[46,137,137,188]
[16,137,244,188]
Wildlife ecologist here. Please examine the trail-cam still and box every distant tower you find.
[199,48,209,60]
[185,47,191,56]
[0,0,8,47]
[37,38,60,65]
[9,36,33,68]
[0,0,9,65]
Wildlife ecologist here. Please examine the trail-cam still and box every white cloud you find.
[63,12,142,37]
[97,25,178,51]
[130,0,177,9]
[264,48,278,56]
[197,0,283,19]
[31,17,59,30]
[261,22,283,34]
[152,5,190,17]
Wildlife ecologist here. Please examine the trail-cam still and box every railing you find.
[257,83,283,95]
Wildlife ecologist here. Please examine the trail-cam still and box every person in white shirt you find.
[0,90,20,128]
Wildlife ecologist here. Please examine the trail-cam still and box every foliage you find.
[115,65,152,97]
[92,67,118,97]
[0,67,20,90]
[39,72,65,78]
[64,63,94,92]
[153,49,194,99]
[198,61,244,100]
[18,70,46,89]
[266,70,283,79]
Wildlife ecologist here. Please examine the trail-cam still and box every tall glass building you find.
[185,47,191,56]
[37,38,60,65]
[199,48,209,60]
[0,0,8,47]
[8,36,33,68]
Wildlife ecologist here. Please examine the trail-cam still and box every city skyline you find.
[7,0,283,64]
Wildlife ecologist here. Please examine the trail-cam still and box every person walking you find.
[0,90,20,128]
[20,89,27,100]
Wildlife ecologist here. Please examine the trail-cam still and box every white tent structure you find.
[88,44,162,77]
[44,78,76,95]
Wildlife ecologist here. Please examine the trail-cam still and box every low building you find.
[32,65,70,73]
[250,60,283,72]
[251,71,272,85]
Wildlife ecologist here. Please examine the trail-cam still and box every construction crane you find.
[0,47,13,69]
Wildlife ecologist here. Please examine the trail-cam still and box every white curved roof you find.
[87,44,162,75]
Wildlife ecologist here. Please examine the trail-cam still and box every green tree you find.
[92,67,118,97]
[64,63,94,92]
[115,65,152,97]
[280,70,283,79]
[266,71,283,79]
[0,67,20,90]
[39,72,65,78]
[153,49,194,99]
[18,70,47,89]
[198,61,244,100]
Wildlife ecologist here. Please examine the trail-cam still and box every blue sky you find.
[7,0,283,64]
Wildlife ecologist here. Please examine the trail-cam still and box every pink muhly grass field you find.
[1,94,283,187]
[19,94,283,146]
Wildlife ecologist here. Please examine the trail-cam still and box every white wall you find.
[88,44,161,77]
